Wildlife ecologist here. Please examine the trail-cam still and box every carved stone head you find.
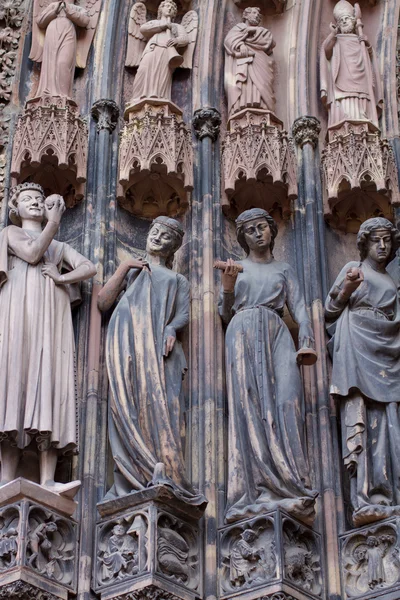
[333,0,356,34]
[157,0,178,20]
[242,7,261,27]
[8,183,45,226]
[146,216,184,268]
[357,217,400,265]
[235,208,278,256]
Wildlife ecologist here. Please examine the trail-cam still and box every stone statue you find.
[320,0,383,129]
[98,524,138,582]
[0,183,96,495]
[98,216,204,505]
[325,217,400,527]
[224,7,275,118]
[29,0,102,99]
[125,0,198,103]
[217,208,318,524]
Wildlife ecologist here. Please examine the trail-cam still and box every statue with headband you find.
[216,208,318,524]
[320,0,383,129]
[98,217,204,505]
[0,184,96,495]
[326,218,400,527]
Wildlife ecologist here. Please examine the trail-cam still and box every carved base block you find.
[221,109,297,221]
[94,486,204,600]
[232,0,286,14]
[0,478,78,599]
[321,121,400,232]
[10,96,88,207]
[117,100,193,218]
[340,517,400,600]
[219,509,322,600]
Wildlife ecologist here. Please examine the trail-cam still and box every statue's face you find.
[243,218,271,253]
[160,1,177,18]
[244,8,261,27]
[17,189,45,222]
[337,14,356,34]
[146,223,176,257]
[367,228,392,265]
[113,525,125,536]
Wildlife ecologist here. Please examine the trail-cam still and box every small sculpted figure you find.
[98,217,204,505]
[325,217,400,526]
[99,524,138,582]
[29,0,101,98]
[229,530,265,587]
[126,0,198,103]
[218,208,317,523]
[0,183,96,494]
[320,0,383,128]
[224,7,275,117]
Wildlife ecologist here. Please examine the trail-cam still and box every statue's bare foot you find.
[353,504,400,527]
[42,480,81,499]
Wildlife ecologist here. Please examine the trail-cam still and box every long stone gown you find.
[326,261,400,509]
[0,226,91,453]
[224,22,275,116]
[106,265,201,502]
[35,3,89,98]
[131,21,188,101]
[219,258,316,523]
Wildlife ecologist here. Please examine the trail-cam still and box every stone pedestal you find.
[219,510,322,600]
[0,478,78,600]
[117,100,193,219]
[340,517,400,600]
[94,486,207,600]
[10,96,88,207]
[221,110,297,221]
[321,121,400,232]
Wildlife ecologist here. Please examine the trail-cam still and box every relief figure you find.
[224,7,275,118]
[325,218,400,526]
[98,217,204,505]
[218,208,318,523]
[0,184,96,493]
[320,0,383,128]
[126,0,198,103]
[29,0,101,98]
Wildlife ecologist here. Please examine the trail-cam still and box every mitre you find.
[333,0,355,21]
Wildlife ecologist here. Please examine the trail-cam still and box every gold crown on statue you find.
[333,0,355,21]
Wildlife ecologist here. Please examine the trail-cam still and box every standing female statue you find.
[0,183,96,493]
[325,217,400,527]
[98,217,203,505]
[218,208,317,523]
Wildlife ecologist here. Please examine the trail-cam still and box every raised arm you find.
[97,259,148,312]
[217,259,241,325]
[322,24,338,60]
[37,1,60,29]
[64,3,90,27]
[325,263,364,320]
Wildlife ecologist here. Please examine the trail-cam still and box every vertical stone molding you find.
[219,510,322,600]
[91,100,120,134]
[222,110,298,220]
[340,518,400,600]
[0,479,78,600]
[117,101,193,218]
[10,96,88,206]
[94,487,206,600]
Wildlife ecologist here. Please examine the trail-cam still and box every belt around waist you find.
[235,305,284,319]
[352,306,393,321]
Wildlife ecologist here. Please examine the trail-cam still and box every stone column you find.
[293,115,343,600]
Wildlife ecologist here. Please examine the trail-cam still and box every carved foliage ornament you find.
[91,99,120,133]
[192,108,221,141]
[112,587,181,600]
[0,581,59,600]
[292,116,321,149]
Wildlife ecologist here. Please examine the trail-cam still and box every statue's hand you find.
[329,22,337,35]
[298,321,315,350]
[41,263,62,284]
[124,258,150,271]
[45,195,65,225]
[222,258,240,293]
[163,327,176,357]
[358,34,370,47]
[342,267,364,298]
[167,38,178,47]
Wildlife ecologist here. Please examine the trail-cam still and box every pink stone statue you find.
[125,1,198,104]
[224,7,276,118]
[0,183,96,495]
[320,0,383,129]
[29,0,102,99]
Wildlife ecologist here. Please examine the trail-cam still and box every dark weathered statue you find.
[217,208,318,523]
[98,216,203,504]
[325,217,400,526]
[0,183,96,495]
